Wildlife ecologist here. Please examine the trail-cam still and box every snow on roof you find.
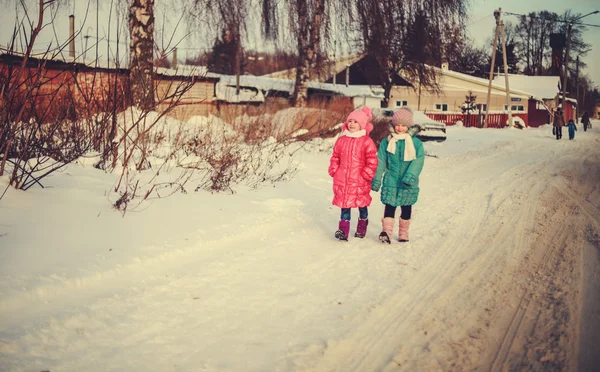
[493,74,560,100]
[264,54,364,81]
[216,74,382,102]
[413,110,446,126]
[156,65,221,79]
[308,81,382,97]
[215,83,265,103]
[439,68,535,98]
[219,75,295,94]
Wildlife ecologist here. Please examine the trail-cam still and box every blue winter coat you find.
[567,122,577,138]
[371,136,425,206]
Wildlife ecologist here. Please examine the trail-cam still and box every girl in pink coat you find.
[328,106,378,241]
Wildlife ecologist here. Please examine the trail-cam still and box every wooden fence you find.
[424,112,529,128]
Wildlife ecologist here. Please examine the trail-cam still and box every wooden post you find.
[561,23,572,123]
[484,9,501,128]
[500,21,512,127]
[576,55,579,120]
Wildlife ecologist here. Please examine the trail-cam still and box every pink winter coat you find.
[328,133,378,208]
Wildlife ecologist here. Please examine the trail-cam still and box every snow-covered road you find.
[1,125,599,371]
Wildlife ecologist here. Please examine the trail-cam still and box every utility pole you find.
[500,20,512,127]
[236,31,241,96]
[576,55,579,120]
[484,8,501,128]
[561,22,571,123]
[333,40,337,85]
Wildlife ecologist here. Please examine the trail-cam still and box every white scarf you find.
[387,133,416,160]
[342,129,366,138]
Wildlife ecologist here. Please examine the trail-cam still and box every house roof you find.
[261,55,549,101]
[216,74,382,103]
[155,65,220,81]
[492,74,560,100]
[263,54,364,81]
[0,52,128,74]
[0,53,220,81]
[437,67,535,99]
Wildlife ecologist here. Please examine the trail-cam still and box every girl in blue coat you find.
[567,119,577,140]
[371,107,425,243]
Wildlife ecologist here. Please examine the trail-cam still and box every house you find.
[0,52,130,122]
[214,74,381,112]
[0,52,222,122]
[491,74,572,126]
[306,55,561,127]
[154,65,220,119]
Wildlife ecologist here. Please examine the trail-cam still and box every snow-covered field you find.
[1,121,599,371]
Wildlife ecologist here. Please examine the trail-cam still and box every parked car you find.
[372,108,447,142]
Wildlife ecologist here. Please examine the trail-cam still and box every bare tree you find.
[341,0,466,107]
[129,0,155,110]
[259,0,329,107]
[514,10,591,76]
[290,0,326,107]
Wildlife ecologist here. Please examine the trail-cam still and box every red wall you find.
[528,99,550,127]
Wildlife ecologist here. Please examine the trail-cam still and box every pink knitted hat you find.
[343,106,374,135]
[392,106,414,128]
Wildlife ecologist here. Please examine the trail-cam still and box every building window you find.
[395,100,408,107]
[504,105,525,112]
[435,103,448,111]
[479,104,487,112]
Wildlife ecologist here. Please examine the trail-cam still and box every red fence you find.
[424,112,529,128]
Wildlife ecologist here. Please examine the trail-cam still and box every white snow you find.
[493,74,560,101]
[1,118,599,371]
[216,75,381,102]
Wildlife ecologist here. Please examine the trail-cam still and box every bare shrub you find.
[0,0,109,197]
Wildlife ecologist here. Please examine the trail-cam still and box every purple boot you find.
[354,218,368,238]
[335,220,350,241]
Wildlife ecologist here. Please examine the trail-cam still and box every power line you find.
[467,14,493,27]
[504,11,600,28]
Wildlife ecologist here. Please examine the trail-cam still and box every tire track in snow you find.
[303,142,554,371]
[0,207,304,328]
[482,146,599,371]
[488,213,570,371]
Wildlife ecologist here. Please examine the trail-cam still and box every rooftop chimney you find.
[69,15,75,59]
[172,48,177,69]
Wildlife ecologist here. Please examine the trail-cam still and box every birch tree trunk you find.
[292,0,325,107]
[382,79,393,108]
[129,0,155,110]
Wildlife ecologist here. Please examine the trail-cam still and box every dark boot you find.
[335,220,350,241]
[355,218,368,238]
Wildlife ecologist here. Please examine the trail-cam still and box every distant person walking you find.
[581,111,590,131]
[567,119,577,140]
[553,108,565,140]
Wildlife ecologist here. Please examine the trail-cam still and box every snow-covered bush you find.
[107,107,303,212]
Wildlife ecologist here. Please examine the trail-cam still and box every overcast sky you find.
[1,0,599,87]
